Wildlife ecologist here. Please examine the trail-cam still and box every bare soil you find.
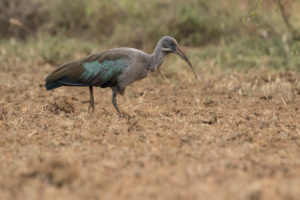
[0,63,299,200]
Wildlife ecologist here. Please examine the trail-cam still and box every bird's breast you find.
[117,63,148,88]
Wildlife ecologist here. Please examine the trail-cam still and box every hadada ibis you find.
[45,36,197,116]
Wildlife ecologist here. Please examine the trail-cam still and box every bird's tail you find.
[45,61,76,90]
[45,81,64,90]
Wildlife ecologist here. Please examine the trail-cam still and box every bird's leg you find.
[88,86,95,112]
[112,87,121,116]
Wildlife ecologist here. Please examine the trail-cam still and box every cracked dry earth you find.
[0,63,299,200]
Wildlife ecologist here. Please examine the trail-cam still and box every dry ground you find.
[0,59,300,200]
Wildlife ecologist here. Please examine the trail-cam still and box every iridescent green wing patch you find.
[81,59,128,83]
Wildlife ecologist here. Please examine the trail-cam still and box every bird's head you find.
[158,36,197,79]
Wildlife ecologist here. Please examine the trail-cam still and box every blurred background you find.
[0,0,300,71]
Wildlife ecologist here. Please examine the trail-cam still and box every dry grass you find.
[0,46,299,199]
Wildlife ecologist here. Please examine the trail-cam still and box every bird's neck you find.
[149,48,167,72]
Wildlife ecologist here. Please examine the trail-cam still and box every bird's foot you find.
[117,112,123,118]
[118,112,133,119]
[112,110,123,118]
[88,105,95,113]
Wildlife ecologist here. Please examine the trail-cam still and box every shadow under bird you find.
[45,36,197,116]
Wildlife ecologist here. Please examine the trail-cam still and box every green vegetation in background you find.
[1,0,299,47]
[192,37,300,72]
[0,0,300,72]
[1,35,299,73]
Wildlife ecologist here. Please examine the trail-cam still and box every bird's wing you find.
[45,51,131,87]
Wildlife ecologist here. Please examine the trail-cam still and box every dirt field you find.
[0,59,299,200]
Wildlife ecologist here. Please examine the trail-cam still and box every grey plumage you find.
[45,36,197,116]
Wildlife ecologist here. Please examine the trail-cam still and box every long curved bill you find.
[175,47,198,79]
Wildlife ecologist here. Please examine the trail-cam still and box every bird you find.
[45,36,197,116]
